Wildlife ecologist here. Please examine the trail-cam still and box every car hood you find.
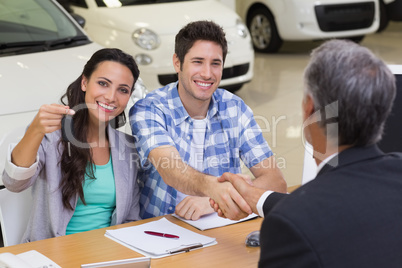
[96,0,239,34]
[0,43,102,116]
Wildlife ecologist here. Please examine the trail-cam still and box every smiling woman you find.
[2,48,143,243]
[81,61,134,126]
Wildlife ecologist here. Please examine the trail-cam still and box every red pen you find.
[144,231,180,239]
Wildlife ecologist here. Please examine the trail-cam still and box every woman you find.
[2,48,142,242]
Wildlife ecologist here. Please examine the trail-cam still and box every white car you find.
[68,0,254,92]
[378,0,402,31]
[0,0,146,180]
[236,0,380,53]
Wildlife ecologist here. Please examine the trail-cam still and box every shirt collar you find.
[168,82,189,126]
[317,144,385,176]
[316,152,339,175]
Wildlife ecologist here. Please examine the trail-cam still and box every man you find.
[215,39,402,267]
[130,20,286,220]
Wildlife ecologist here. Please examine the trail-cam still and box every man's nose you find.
[200,64,212,79]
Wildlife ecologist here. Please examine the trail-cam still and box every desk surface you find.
[0,214,262,267]
[0,186,302,267]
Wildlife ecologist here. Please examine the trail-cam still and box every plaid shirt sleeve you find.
[129,97,176,167]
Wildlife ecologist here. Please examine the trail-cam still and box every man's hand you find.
[206,176,253,221]
[175,196,214,221]
[211,172,266,218]
[148,147,253,221]
[234,173,254,185]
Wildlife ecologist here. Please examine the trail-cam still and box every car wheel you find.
[247,7,282,53]
[377,0,389,32]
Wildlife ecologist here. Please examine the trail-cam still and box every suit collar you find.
[317,144,384,176]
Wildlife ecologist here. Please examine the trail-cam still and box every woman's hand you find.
[30,104,75,135]
[10,104,75,167]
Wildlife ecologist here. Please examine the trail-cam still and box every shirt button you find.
[169,206,173,211]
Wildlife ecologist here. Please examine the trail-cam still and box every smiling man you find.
[130,21,286,220]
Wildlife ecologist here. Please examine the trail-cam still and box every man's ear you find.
[81,76,87,92]
[303,94,315,121]
[173,54,181,73]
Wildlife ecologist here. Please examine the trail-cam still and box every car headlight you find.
[132,28,161,50]
[236,19,248,38]
[134,54,152,65]
[131,77,149,104]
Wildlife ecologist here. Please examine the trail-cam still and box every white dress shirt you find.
[256,153,338,218]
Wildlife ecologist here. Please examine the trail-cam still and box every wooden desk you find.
[0,215,262,267]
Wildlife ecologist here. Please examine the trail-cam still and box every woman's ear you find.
[81,76,87,92]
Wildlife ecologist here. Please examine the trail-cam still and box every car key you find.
[61,115,74,157]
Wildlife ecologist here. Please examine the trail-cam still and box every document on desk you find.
[105,217,217,259]
[173,212,259,231]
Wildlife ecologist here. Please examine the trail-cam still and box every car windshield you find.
[95,0,195,7]
[0,0,90,56]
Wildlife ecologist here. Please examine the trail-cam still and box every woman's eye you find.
[120,88,129,94]
[98,81,107,86]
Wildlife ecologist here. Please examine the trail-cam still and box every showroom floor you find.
[237,22,402,187]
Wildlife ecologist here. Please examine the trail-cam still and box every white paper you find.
[105,218,216,258]
[172,212,259,231]
[18,250,61,268]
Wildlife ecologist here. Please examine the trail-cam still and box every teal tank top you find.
[66,155,116,235]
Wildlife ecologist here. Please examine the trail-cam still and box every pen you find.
[144,231,180,239]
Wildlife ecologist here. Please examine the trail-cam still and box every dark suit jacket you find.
[259,145,402,268]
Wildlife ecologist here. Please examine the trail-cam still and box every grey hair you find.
[304,39,396,146]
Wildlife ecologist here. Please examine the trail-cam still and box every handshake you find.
[209,172,284,221]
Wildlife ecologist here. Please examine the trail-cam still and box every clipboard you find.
[81,257,151,268]
[105,217,217,258]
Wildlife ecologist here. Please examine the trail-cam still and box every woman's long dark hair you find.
[59,48,140,210]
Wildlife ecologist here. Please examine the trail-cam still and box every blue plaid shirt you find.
[129,82,273,219]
